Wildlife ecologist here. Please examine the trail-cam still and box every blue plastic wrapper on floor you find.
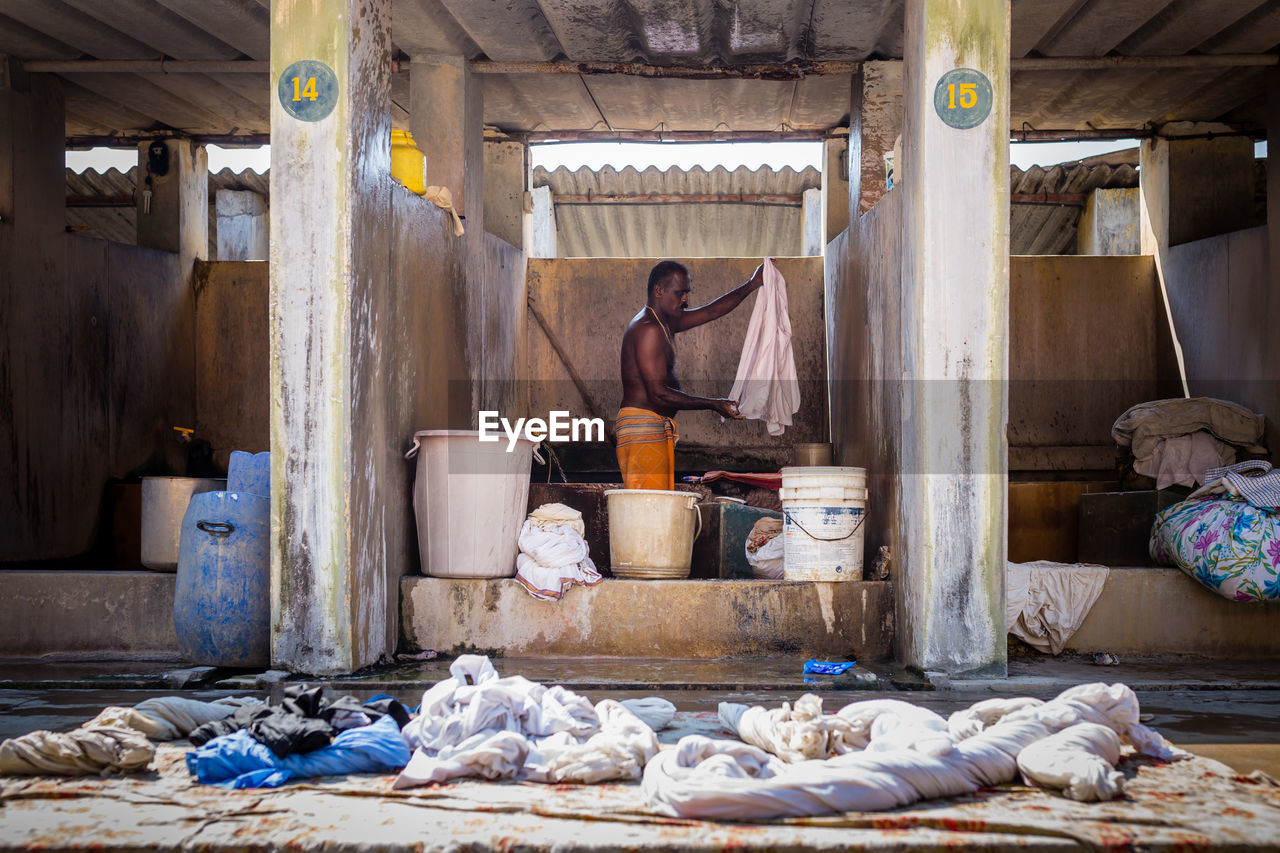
[802,659,856,675]
[184,714,411,788]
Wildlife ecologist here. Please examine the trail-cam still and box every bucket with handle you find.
[779,466,867,581]
[604,489,703,579]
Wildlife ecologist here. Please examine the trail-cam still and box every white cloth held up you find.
[728,259,800,436]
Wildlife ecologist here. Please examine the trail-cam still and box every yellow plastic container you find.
[604,489,703,579]
[390,129,426,194]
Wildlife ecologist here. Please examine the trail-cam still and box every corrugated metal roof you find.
[65,166,268,255]
[1009,161,1139,255]
[534,164,820,257]
[528,160,1141,257]
[4,2,1276,138]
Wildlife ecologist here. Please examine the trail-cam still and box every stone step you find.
[400,577,893,660]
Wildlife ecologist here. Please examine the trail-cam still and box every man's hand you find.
[713,398,744,419]
[746,259,770,292]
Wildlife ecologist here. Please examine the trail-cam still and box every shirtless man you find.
[615,259,766,490]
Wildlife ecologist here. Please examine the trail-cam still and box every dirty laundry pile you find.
[0,695,260,776]
[394,655,674,787]
[643,682,1186,819]
[1112,397,1267,489]
[514,503,602,601]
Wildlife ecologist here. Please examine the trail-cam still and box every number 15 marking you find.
[947,83,978,109]
[291,76,318,102]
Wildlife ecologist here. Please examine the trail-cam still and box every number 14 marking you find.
[291,76,318,102]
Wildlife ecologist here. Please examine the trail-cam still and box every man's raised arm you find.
[673,261,767,332]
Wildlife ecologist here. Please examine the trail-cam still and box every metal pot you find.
[140,476,226,571]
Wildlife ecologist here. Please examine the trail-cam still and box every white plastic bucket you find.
[779,466,867,582]
[406,430,537,578]
[604,489,702,579]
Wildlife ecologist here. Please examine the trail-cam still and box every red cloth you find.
[697,471,782,490]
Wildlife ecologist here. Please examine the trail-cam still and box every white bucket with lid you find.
[604,489,702,579]
[779,466,867,582]
[405,430,537,578]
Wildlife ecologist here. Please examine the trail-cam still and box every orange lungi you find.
[614,407,678,490]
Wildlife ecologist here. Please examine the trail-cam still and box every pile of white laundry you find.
[394,655,675,788]
[643,683,1187,819]
[513,503,602,601]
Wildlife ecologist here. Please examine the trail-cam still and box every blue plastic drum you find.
[174,491,270,667]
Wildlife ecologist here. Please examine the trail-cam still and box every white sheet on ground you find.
[393,655,667,789]
[0,726,154,776]
[644,682,1186,819]
[1016,722,1124,801]
[728,258,800,437]
[1006,561,1110,654]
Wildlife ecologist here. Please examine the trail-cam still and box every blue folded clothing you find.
[185,714,410,788]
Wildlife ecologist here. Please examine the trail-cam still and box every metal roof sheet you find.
[63,159,1147,257]
[533,164,821,257]
[4,2,1275,139]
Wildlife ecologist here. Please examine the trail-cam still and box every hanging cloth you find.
[728,259,800,436]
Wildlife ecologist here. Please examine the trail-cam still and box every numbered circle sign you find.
[278,60,338,122]
[933,68,992,130]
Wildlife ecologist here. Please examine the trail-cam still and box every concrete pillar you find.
[410,56,482,222]
[135,138,208,263]
[1077,188,1140,255]
[270,0,393,674]
[849,61,904,216]
[801,187,823,256]
[524,185,556,258]
[215,189,268,261]
[898,0,1009,675]
[822,132,850,244]
[483,139,525,248]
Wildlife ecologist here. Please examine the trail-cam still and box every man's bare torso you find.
[620,309,680,418]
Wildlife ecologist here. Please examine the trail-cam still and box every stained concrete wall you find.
[525,257,829,470]
[0,571,180,659]
[1077,188,1140,256]
[195,261,269,469]
[1164,227,1277,459]
[1008,255,1172,473]
[826,189,903,653]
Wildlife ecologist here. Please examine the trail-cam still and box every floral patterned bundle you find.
[1150,498,1280,602]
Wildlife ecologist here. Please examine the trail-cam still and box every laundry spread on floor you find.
[2,657,1205,822]
[0,726,155,776]
[188,685,410,757]
[185,713,411,789]
[728,258,800,436]
[83,696,261,742]
[393,655,672,788]
[514,503,602,601]
[1006,560,1110,654]
[643,682,1186,819]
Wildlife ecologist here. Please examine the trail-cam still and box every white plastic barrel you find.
[779,466,867,582]
[604,489,702,579]
[406,430,536,578]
